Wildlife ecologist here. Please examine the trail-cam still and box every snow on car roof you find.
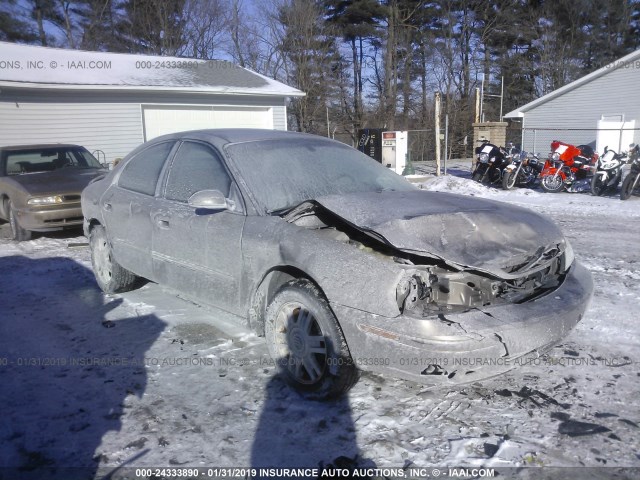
[0,143,87,151]
[0,42,304,97]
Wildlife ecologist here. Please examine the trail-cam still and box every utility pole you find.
[435,92,441,176]
[326,106,330,138]
[444,114,449,175]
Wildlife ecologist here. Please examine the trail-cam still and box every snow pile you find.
[418,174,541,199]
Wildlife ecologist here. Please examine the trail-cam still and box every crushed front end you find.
[334,250,592,386]
[284,195,592,386]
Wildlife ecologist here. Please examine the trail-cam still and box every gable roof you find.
[0,41,304,97]
[505,48,640,118]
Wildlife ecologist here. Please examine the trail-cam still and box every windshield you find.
[225,137,416,212]
[3,147,102,176]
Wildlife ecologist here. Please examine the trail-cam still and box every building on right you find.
[504,49,640,156]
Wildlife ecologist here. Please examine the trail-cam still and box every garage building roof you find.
[0,41,304,97]
[504,48,640,118]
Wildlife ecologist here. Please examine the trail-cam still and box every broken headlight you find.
[396,269,501,314]
[396,274,430,312]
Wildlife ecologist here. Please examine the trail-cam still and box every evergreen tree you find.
[325,0,386,134]
[0,1,38,43]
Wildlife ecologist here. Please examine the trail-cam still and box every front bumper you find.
[333,261,593,386]
[14,204,84,231]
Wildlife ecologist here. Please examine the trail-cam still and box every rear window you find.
[118,142,174,196]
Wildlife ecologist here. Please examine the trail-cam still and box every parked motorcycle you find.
[590,146,627,196]
[472,141,511,185]
[539,141,598,193]
[620,144,640,200]
[502,151,543,190]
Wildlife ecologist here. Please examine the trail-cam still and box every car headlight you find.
[563,239,574,271]
[27,195,64,206]
[479,153,489,163]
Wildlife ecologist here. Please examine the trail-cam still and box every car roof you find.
[122,129,348,164]
[0,144,87,151]
[150,128,328,147]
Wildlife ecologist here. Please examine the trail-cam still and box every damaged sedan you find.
[81,129,593,398]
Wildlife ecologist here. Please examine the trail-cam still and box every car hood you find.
[311,190,566,277]
[8,169,106,195]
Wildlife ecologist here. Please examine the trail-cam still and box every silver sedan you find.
[81,129,593,398]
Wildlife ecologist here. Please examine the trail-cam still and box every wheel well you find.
[249,266,323,337]
[87,218,102,234]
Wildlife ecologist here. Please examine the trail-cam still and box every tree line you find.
[2,0,639,157]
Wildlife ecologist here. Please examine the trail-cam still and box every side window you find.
[119,142,174,195]
[164,142,232,203]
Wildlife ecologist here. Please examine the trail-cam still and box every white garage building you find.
[505,48,640,154]
[0,42,304,164]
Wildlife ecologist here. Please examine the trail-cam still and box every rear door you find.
[102,141,176,280]
[151,141,246,314]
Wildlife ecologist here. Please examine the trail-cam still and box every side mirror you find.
[188,190,234,211]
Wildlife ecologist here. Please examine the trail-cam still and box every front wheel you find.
[89,225,138,293]
[8,200,32,241]
[265,280,359,399]
[487,168,502,185]
[620,173,639,200]
[591,173,605,196]
[472,171,483,182]
[502,170,518,190]
[540,174,565,193]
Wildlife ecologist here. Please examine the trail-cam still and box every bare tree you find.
[181,0,228,59]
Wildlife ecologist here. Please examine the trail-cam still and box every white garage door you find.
[142,105,273,141]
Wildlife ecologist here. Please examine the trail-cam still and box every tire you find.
[8,200,32,241]
[265,279,359,399]
[591,173,605,196]
[472,171,483,182]
[620,173,638,200]
[502,170,518,190]
[489,168,503,185]
[89,224,138,293]
[540,175,565,193]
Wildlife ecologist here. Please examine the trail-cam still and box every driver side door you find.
[151,140,246,315]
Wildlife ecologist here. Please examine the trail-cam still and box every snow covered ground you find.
[0,167,639,479]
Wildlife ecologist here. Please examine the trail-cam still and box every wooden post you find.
[435,92,441,176]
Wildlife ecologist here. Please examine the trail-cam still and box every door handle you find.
[103,202,112,211]
[155,216,170,229]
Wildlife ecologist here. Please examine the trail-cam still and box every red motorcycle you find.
[539,141,598,193]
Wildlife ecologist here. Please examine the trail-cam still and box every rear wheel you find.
[90,225,138,293]
[265,280,359,399]
[540,175,565,193]
[8,200,32,241]
[502,170,518,190]
[590,174,605,196]
[620,173,638,200]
